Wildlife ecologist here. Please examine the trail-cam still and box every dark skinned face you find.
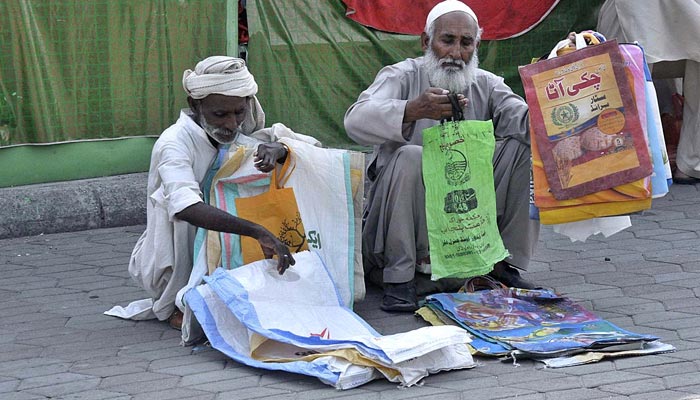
[422,12,479,69]
[188,94,248,145]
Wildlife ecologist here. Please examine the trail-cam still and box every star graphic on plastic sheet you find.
[309,328,330,339]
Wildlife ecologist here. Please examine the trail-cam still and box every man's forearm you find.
[175,202,265,239]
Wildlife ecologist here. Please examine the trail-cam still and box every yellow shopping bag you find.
[234,150,308,264]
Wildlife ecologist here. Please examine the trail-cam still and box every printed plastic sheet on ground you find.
[185,251,475,389]
[425,288,660,358]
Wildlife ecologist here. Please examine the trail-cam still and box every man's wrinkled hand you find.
[254,142,288,172]
[258,231,295,274]
[404,87,468,122]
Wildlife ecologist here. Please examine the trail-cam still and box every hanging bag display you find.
[234,148,309,264]
[422,95,509,280]
[519,39,653,200]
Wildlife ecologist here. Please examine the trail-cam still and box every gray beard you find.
[198,115,240,145]
[424,47,479,93]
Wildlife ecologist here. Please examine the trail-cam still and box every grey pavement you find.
[1,183,700,399]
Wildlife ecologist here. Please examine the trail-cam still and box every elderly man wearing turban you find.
[126,56,294,329]
[344,0,540,312]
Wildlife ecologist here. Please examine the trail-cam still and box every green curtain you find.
[0,0,604,150]
[247,0,605,148]
[0,0,229,146]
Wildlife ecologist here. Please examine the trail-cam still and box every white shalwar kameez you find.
[123,110,216,321]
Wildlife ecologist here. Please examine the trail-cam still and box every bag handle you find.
[547,31,602,59]
[270,144,295,190]
[440,92,464,124]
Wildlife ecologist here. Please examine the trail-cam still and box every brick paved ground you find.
[1,183,700,399]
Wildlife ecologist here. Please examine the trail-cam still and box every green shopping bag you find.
[422,118,509,280]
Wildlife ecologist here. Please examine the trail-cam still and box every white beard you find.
[198,115,240,145]
[424,47,479,93]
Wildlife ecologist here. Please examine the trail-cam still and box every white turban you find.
[182,56,258,99]
[425,0,479,33]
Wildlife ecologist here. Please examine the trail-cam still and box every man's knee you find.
[391,145,423,178]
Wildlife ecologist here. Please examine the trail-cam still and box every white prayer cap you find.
[425,0,479,33]
[182,56,258,100]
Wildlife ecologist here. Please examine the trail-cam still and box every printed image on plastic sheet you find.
[427,288,658,356]
[519,40,652,200]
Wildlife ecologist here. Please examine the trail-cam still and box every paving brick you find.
[152,360,225,376]
[22,377,101,397]
[180,369,260,387]
[586,272,655,287]
[665,277,700,289]
[664,372,700,389]
[449,385,536,400]
[360,385,454,399]
[417,368,490,384]
[56,389,131,400]
[634,228,695,239]
[0,305,47,320]
[579,248,639,261]
[190,375,261,392]
[564,288,624,302]
[0,377,20,393]
[616,260,683,274]
[0,333,16,344]
[613,354,684,370]
[0,347,44,363]
[319,393,382,400]
[647,249,700,264]
[130,387,216,400]
[597,378,666,395]
[636,288,697,302]
[543,388,615,400]
[100,376,182,396]
[639,317,700,330]
[0,276,57,291]
[499,394,545,400]
[496,369,568,386]
[637,210,687,222]
[0,392,49,399]
[17,372,97,391]
[633,311,697,324]
[510,376,582,392]
[2,362,72,380]
[678,327,700,340]
[72,363,148,378]
[662,297,700,311]
[581,370,652,388]
[414,375,498,391]
[267,381,365,397]
[98,265,132,278]
[213,387,291,400]
[609,238,673,252]
[629,390,700,400]
[676,384,700,395]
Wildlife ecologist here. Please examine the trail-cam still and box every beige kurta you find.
[344,57,539,284]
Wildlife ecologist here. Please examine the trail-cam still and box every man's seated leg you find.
[363,145,427,312]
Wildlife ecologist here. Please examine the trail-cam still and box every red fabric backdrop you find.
[342,0,560,40]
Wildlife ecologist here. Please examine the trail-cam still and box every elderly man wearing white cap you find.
[345,0,539,312]
[126,56,295,329]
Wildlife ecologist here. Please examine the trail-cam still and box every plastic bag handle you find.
[270,144,295,190]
